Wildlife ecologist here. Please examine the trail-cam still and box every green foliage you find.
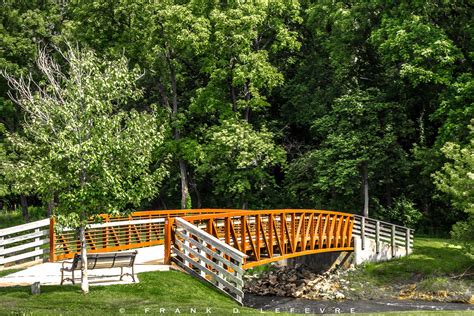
[286,88,410,212]
[2,45,169,227]
[0,0,472,236]
[0,206,46,229]
[434,135,474,214]
[372,14,461,86]
[197,119,285,207]
[433,124,474,253]
[375,196,423,228]
[450,216,474,255]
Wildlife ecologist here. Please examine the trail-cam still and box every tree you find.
[196,119,285,208]
[286,88,411,216]
[66,0,210,209]
[2,44,169,293]
[433,121,474,253]
[0,0,64,217]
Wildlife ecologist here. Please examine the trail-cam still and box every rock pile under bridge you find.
[244,264,353,300]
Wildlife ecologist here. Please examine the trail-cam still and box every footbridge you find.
[0,209,413,304]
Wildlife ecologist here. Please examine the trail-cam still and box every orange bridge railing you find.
[165,209,355,269]
[50,209,355,268]
[50,209,232,261]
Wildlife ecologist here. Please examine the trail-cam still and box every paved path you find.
[0,245,168,287]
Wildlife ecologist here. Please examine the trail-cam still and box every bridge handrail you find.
[354,215,415,233]
[181,209,354,221]
[353,215,413,254]
[174,217,247,262]
[170,217,246,304]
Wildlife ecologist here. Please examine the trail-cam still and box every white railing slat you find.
[0,218,49,237]
[2,238,49,255]
[175,217,247,261]
[0,229,49,246]
[0,248,46,265]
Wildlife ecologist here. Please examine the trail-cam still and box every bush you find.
[450,215,474,256]
[376,196,423,228]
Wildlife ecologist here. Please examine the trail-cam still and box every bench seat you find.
[60,250,138,285]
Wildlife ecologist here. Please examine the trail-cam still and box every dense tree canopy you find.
[1,1,473,246]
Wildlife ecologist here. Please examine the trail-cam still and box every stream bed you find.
[244,293,473,314]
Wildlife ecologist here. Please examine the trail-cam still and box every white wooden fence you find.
[353,215,414,256]
[171,217,247,304]
[0,218,50,270]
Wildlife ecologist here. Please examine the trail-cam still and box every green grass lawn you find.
[354,312,473,316]
[360,237,472,280]
[0,237,471,315]
[0,207,47,229]
[0,270,289,316]
[344,237,473,301]
[0,269,21,278]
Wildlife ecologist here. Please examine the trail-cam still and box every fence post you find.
[361,216,366,250]
[35,228,41,262]
[375,221,380,254]
[164,218,172,264]
[391,225,396,258]
[405,227,410,255]
[49,217,56,262]
[0,235,4,271]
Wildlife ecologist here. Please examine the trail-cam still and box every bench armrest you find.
[61,260,74,271]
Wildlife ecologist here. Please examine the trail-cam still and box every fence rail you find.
[0,219,50,269]
[353,215,414,255]
[170,217,247,304]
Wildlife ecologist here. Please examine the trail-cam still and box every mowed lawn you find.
[352,237,473,282]
[0,270,266,316]
[0,237,472,315]
[344,237,473,302]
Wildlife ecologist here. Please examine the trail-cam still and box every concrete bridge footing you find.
[279,236,412,272]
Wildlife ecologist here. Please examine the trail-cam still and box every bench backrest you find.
[71,251,138,270]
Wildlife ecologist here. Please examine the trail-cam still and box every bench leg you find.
[60,269,75,285]
[119,266,136,282]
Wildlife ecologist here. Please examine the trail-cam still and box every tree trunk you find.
[20,195,30,223]
[190,178,202,209]
[166,50,191,210]
[179,159,190,209]
[362,162,369,217]
[244,80,251,122]
[241,193,248,210]
[47,197,54,217]
[79,225,89,294]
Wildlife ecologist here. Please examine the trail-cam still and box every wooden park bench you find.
[60,250,138,285]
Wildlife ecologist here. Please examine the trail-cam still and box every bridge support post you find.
[391,225,396,258]
[375,221,380,254]
[164,218,171,264]
[405,228,410,255]
[361,217,365,250]
[0,235,4,271]
[49,217,56,263]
